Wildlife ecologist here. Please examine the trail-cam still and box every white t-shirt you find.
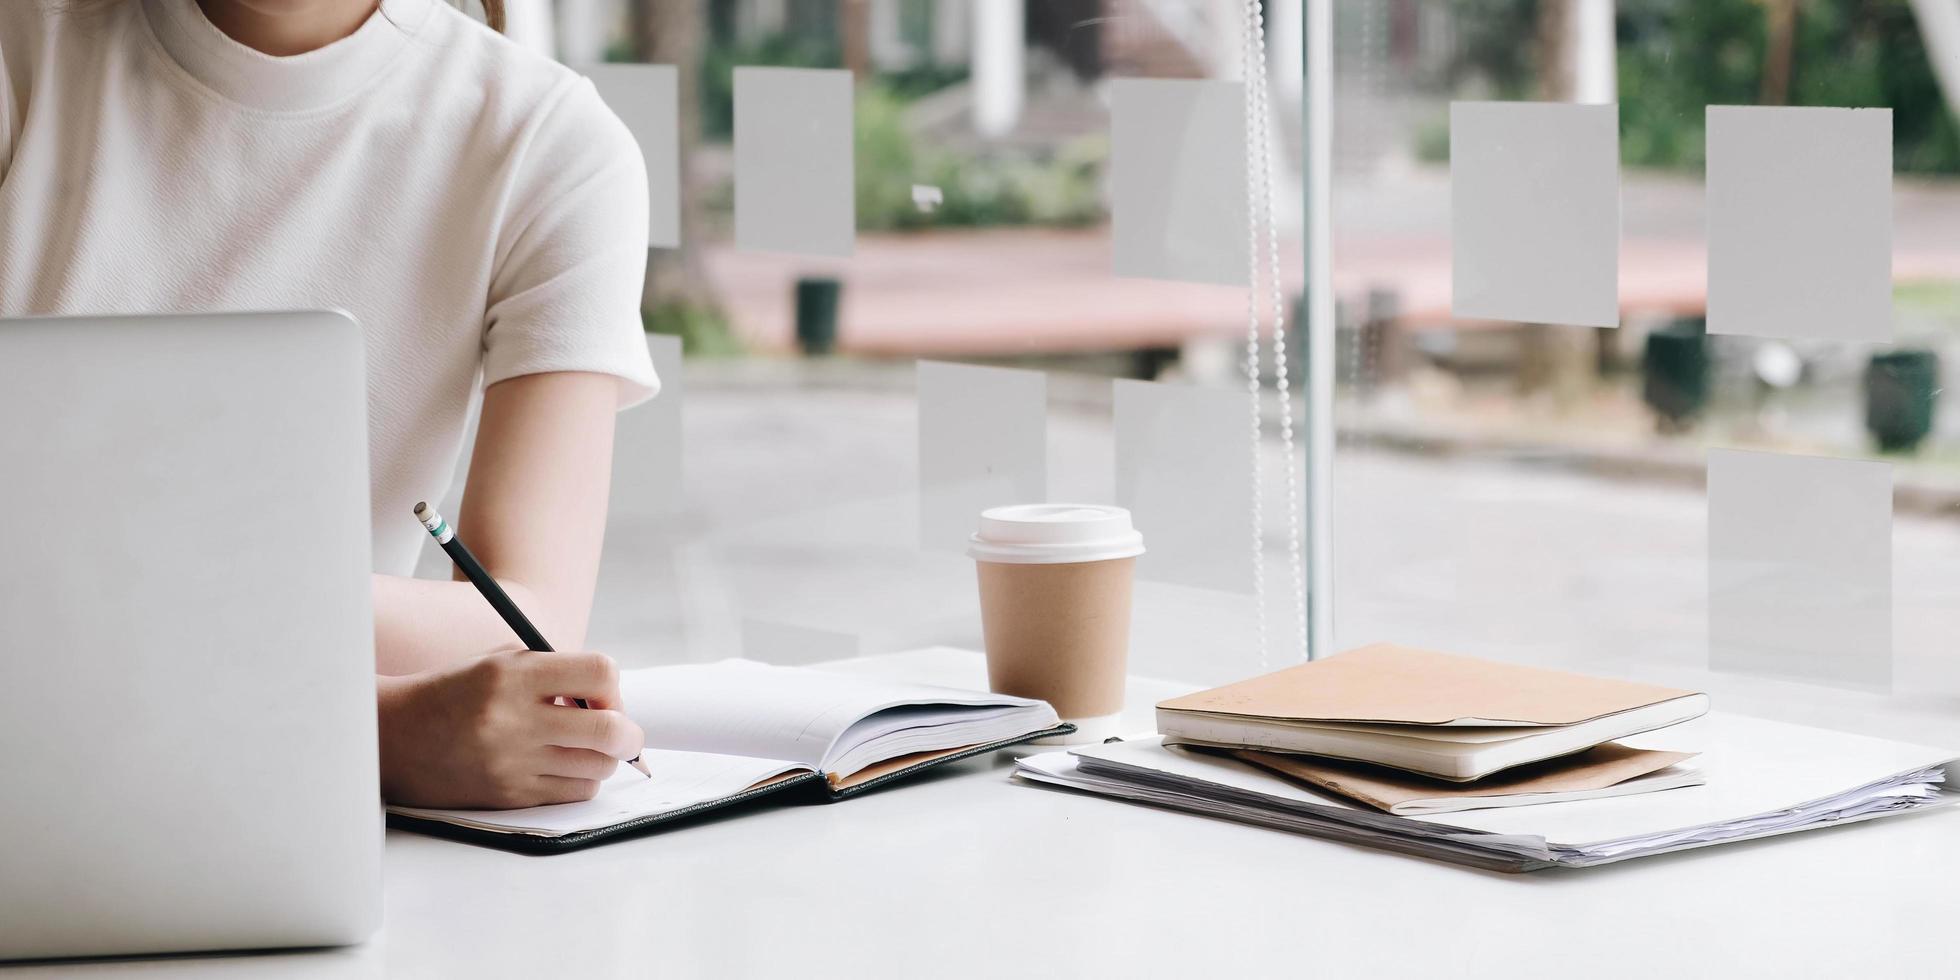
[0,0,660,575]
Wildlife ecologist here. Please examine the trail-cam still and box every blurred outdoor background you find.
[450,0,1960,745]
[1323,0,1960,743]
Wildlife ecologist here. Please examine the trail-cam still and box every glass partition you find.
[1326,0,1960,746]
[443,0,1314,688]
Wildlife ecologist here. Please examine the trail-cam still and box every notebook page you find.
[388,749,805,836]
[619,660,1048,770]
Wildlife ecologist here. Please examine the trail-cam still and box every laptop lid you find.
[0,311,381,959]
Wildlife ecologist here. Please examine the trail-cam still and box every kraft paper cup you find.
[969,504,1143,745]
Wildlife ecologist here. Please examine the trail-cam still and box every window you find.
[474,1,1312,687]
[1327,0,1960,746]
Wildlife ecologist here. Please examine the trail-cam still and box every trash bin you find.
[1642,318,1708,432]
[1865,349,1940,453]
[794,277,842,356]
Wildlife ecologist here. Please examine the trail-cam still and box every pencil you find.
[414,502,651,778]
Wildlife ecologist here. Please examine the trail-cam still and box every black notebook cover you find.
[389,722,1076,854]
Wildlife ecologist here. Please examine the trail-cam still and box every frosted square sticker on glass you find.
[917,361,1046,552]
[1450,101,1620,328]
[734,67,855,257]
[1707,106,1892,342]
[1114,379,1254,594]
[1110,78,1248,285]
[610,334,684,516]
[584,64,681,248]
[1708,449,1892,691]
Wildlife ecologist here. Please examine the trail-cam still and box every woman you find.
[0,0,654,808]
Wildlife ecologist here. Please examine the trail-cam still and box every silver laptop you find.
[0,312,381,959]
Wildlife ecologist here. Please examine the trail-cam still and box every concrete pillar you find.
[1212,1,1244,80]
[1572,0,1616,104]
[869,0,909,69]
[1273,0,1304,99]
[747,0,789,36]
[934,0,971,66]
[502,0,556,58]
[555,0,613,65]
[971,0,1023,137]
[1908,0,1960,125]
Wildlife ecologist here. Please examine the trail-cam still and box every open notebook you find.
[390,660,1068,852]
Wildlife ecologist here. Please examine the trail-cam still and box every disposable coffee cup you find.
[968,504,1143,745]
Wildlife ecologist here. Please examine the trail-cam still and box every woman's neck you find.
[196,0,380,57]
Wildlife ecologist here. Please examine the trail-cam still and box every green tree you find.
[1616,0,1960,172]
[1444,0,1960,174]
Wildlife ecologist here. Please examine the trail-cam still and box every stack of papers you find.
[1156,644,1710,781]
[1014,712,1957,871]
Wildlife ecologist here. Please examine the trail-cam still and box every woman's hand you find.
[376,650,646,809]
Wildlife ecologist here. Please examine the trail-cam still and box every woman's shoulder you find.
[408,1,641,180]
[413,1,624,135]
[408,3,645,228]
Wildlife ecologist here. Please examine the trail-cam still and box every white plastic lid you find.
[966,503,1145,565]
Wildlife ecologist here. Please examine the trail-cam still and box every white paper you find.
[619,659,1053,772]
[1113,379,1255,593]
[1110,78,1248,285]
[734,67,855,257]
[389,750,804,835]
[1428,712,1945,847]
[1027,712,1956,867]
[583,63,681,248]
[1708,449,1893,690]
[917,361,1047,552]
[1706,106,1892,342]
[1450,100,1620,328]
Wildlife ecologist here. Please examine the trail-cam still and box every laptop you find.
[0,312,382,960]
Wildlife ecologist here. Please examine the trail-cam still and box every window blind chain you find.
[1242,0,1272,671]
[1245,0,1310,661]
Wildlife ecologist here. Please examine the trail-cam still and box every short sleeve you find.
[482,77,659,408]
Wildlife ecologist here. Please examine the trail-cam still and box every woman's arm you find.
[373,371,617,672]
[374,371,643,809]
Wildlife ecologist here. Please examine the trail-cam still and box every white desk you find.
[13,648,1958,979]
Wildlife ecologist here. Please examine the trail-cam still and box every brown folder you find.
[1158,642,1699,726]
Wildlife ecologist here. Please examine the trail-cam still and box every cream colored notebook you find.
[1157,644,1709,780]
[1233,743,1702,815]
